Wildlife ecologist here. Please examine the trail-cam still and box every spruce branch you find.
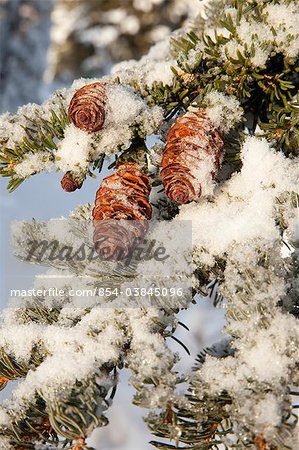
[0,99,69,192]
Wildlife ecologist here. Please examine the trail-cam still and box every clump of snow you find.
[0,436,12,450]
[55,124,92,174]
[250,46,271,68]
[92,85,163,156]
[204,91,243,133]
[0,323,42,363]
[0,112,27,149]
[264,2,299,59]
[178,137,299,264]
[252,394,282,430]
[141,60,175,88]
[0,408,10,427]
[237,17,273,45]
[234,17,273,67]
[106,85,147,126]
[14,153,53,178]
[112,39,176,88]
[193,231,298,439]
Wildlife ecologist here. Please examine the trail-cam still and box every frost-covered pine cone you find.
[68,82,106,132]
[161,109,224,205]
[92,162,152,261]
[60,172,83,192]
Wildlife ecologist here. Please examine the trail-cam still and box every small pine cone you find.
[254,435,270,450]
[161,110,224,205]
[68,82,106,132]
[92,162,152,261]
[0,376,9,390]
[61,172,83,192]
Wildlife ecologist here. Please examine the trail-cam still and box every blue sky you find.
[0,167,107,306]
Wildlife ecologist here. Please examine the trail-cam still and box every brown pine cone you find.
[161,109,224,205]
[61,172,83,192]
[254,435,270,450]
[68,82,106,132]
[92,162,152,261]
[0,376,9,390]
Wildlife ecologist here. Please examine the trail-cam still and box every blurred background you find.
[0,0,203,112]
[0,1,224,449]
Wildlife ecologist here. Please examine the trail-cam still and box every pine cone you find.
[254,435,270,450]
[68,82,106,132]
[0,376,9,390]
[61,172,83,192]
[92,162,152,261]
[161,110,224,205]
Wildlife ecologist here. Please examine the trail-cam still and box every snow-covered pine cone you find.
[254,434,269,450]
[161,109,224,205]
[92,162,152,261]
[68,82,106,132]
[61,172,83,192]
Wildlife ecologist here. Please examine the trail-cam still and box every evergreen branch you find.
[193,338,235,370]
[147,388,233,449]
[0,101,69,192]
[1,375,111,449]
[167,2,299,156]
